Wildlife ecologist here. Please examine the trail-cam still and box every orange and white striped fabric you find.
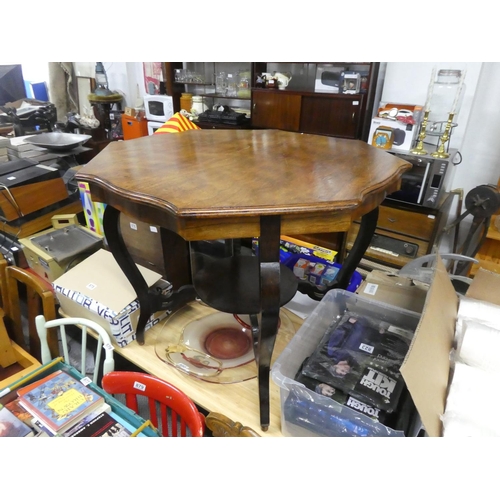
[154,112,201,134]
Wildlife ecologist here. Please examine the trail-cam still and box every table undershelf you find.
[191,254,298,314]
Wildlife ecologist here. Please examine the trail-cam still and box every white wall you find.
[454,63,500,195]
[381,62,500,191]
[74,62,147,108]
[19,62,50,83]
[381,62,500,253]
[381,63,481,155]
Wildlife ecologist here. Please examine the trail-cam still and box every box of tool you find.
[252,235,363,293]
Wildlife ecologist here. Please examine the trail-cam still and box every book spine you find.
[71,411,131,437]
[17,399,59,433]
[61,402,112,436]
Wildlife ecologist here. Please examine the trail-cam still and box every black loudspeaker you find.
[392,128,406,146]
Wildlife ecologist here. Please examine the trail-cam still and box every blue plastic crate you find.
[252,239,362,293]
[284,253,363,293]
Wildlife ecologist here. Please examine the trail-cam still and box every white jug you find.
[273,72,292,90]
[191,96,209,116]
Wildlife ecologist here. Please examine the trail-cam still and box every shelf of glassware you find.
[166,62,252,111]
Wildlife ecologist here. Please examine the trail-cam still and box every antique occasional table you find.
[75,129,410,431]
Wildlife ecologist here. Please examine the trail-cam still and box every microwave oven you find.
[147,121,163,136]
[143,95,173,123]
[386,150,457,208]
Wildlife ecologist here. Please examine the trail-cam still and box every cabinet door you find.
[300,95,363,139]
[251,90,301,131]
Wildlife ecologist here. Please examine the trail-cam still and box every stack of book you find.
[5,136,89,168]
[2,370,138,437]
[0,137,9,163]
[6,136,48,161]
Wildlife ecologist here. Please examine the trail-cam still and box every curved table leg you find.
[103,205,152,345]
[297,206,379,299]
[335,206,379,289]
[257,215,281,431]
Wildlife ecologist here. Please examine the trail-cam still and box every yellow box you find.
[19,224,104,282]
[77,181,106,236]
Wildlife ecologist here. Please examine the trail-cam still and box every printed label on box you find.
[54,283,171,347]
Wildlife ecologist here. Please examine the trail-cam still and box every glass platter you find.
[155,300,296,384]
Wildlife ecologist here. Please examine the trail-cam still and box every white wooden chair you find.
[35,315,115,385]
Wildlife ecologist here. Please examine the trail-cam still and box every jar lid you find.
[181,93,193,97]
[437,69,462,78]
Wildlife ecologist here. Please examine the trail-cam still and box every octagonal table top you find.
[76,129,410,239]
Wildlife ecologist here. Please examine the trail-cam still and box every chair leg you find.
[35,315,52,365]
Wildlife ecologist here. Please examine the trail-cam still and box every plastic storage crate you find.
[271,289,421,437]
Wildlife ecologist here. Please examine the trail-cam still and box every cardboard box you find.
[356,270,428,314]
[52,249,172,347]
[307,262,327,286]
[20,223,103,282]
[368,117,418,153]
[124,107,136,117]
[77,181,106,236]
[293,258,309,279]
[401,258,500,437]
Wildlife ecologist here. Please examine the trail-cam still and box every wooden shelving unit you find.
[164,62,380,140]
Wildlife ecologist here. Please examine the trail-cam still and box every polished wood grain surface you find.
[76,130,410,240]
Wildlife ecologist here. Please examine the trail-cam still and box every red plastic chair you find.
[102,371,205,437]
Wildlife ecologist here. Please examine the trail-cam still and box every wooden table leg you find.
[103,205,153,345]
[103,206,197,346]
[297,206,379,299]
[335,206,379,289]
[257,215,281,431]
